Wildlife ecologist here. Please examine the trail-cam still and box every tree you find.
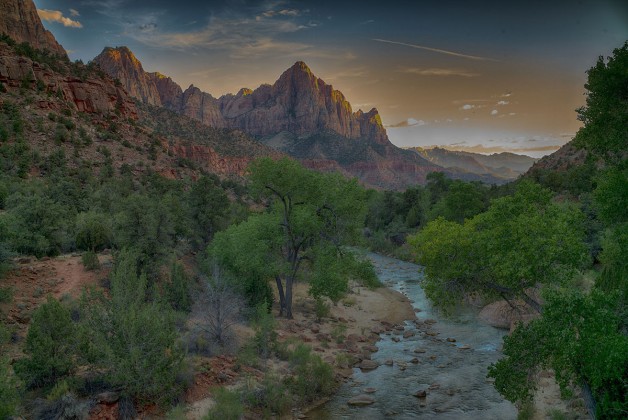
[427,180,487,223]
[488,289,627,418]
[409,181,589,312]
[14,296,75,387]
[195,266,243,346]
[210,158,367,318]
[80,250,184,404]
[189,175,230,246]
[574,42,628,157]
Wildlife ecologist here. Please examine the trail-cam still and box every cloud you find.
[262,9,301,18]
[69,9,80,17]
[497,100,509,105]
[361,19,375,24]
[373,38,498,61]
[37,9,83,28]
[324,68,368,80]
[501,92,512,97]
[399,67,479,77]
[388,118,427,128]
[120,5,318,59]
[491,109,498,115]
[460,104,475,110]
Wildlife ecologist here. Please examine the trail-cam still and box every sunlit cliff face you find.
[34,0,628,156]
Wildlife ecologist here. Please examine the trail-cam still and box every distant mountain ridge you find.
[93,46,442,189]
[407,147,537,182]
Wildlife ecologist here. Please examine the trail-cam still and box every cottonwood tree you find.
[409,181,589,313]
[210,158,367,318]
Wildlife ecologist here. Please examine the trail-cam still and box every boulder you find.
[347,395,375,406]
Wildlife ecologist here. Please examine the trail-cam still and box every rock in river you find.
[348,394,376,406]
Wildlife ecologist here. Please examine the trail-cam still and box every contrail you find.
[373,38,499,62]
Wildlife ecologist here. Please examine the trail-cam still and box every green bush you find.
[244,373,290,417]
[314,297,330,321]
[80,250,185,404]
[81,251,100,271]
[14,296,76,388]
[165,262,191,312]
[204,387,243,420]
[75,212,111,251]
[0,357,19,419]
[251,303,277,359]
[285,343,334,404]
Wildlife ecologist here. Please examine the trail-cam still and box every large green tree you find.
[409,181,588,312]
[209,158,367,318]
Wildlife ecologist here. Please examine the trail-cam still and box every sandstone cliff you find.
[0,44,136,118]
[93,47,161,106]
[91,50,388,144]
[217,61,388,144]
[0,0,67,57]
[90,47,443,189]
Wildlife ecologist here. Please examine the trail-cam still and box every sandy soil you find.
[1,253,111,344]
[181,280,417,419]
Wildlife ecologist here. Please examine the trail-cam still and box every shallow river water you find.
[309,252,517,419]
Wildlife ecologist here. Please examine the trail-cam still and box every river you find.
[309,252,517,419]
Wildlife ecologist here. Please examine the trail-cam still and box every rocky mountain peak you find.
[93,46,161,106]
[0,0,67,57]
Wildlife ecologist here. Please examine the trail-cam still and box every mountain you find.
[92,46,161,105]
[217,61,389,143]
[0,19,278,181]
[0,0,67,57]
[408,147,537,183]
[524,141,586,174]
[91,47,441,189]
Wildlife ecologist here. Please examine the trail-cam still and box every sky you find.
[33,0,628,157]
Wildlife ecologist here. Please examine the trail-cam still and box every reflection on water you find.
[309,253,517,419]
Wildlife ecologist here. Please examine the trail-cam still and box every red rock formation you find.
[180,85,227,128]
[167,143,253,176]
[93,47,161,106]
[0,44,136,118]
[147,71,183,109]
[0,0,67,57]
[218,61,388,144]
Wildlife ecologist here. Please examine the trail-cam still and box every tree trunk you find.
[285,276,294,319]
[275,276,286,316]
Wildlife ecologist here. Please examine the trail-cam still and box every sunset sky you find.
[33,0,627,156]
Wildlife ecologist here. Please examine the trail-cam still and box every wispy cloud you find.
[69,8,80,17]
[324,68,368,80]
[361,19,375,25]
[399,67,479,77]
[387,118,428,128]
[37,9,83,28]
[497,100,509,105]
[373,38,498,61]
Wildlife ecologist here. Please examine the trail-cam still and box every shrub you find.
[314,297,330,321]
[251,303,277,359]
[285,344,334,404]
[81,251,100,271]
[165,262,191,312]
[0,357,19,419]
[14,296,76,387]
[244,373,290,417]
[204,387,243,420]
